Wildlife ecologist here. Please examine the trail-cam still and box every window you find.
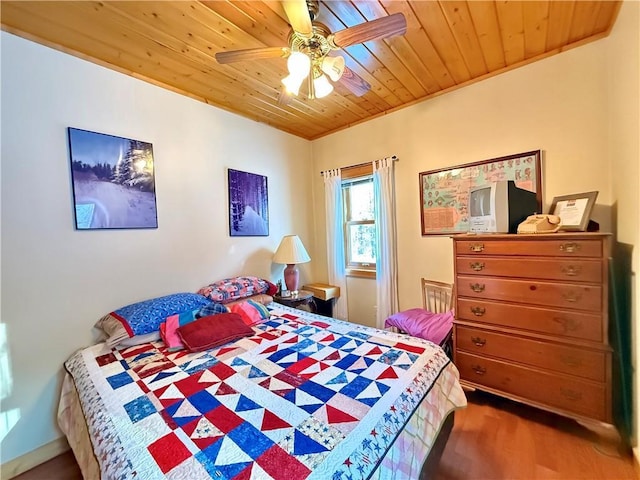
[342,173,376,277]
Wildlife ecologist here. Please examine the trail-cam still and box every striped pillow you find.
[229,300,271,326]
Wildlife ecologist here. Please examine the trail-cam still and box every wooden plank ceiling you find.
[1,1,622,140]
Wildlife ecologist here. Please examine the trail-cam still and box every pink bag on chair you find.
[384,308,454,346]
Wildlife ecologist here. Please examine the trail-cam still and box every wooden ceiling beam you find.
[382,0,456,91]
[523,2,550,59]
[439,1,488,79]
[0,1,623,140]
[466,1,506,72]
[411,1,472,85]
[495,1,526,66]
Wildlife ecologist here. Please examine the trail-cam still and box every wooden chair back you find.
[421,278,454,313]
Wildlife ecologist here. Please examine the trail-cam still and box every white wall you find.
[0,32,313,463]
[606,1,640,458]
[312,23,615,312]
[311,1,639,455]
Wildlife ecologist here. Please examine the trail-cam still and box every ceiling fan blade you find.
[215,47,289,64]
[330,13,407,48]
[282,0,313,38]
[339,67,371,97]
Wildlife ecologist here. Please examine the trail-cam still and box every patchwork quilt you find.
[65,306,464,480]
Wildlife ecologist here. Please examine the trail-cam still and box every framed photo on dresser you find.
[549,191,598,231]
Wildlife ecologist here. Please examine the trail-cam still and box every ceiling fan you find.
[214,0,407,103]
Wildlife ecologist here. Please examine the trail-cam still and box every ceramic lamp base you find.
[283,264,300,293]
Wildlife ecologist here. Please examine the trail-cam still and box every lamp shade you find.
[313,74,334,99]
[281,74,305,95]
[273,235,311,265]
[287,52,311,78]
[321,55,345,82]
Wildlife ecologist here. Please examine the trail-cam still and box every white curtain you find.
[373,157,399,329]
[323,169,349,320]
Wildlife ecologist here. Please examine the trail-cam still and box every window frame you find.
[341,164,376,278]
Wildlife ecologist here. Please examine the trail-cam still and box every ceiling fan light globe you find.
[282,74,304,96]
[321,56,345,82]
[313,74,334,98]
[287,52,311,78]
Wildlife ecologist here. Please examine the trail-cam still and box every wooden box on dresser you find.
[452,233,612,424]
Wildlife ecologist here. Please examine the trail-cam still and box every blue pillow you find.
[108,293,210,337]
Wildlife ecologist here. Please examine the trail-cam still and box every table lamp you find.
[273,235,310,294]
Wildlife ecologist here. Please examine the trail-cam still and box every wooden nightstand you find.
[302,283,340,317]
[273,290,315,312]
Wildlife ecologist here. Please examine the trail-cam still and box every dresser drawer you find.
[456,298,603,342]
[456,352,607,421]
[455,239,602,258]
[455,326,606,382]
[456,256,602,283]
[457,275,601,312]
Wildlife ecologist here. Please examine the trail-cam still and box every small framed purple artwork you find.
[227,168,269,237]
[67,127,158,230]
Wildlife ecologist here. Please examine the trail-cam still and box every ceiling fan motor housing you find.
[289,22,333,62]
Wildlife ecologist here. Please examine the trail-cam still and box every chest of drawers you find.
[452,233,612,423]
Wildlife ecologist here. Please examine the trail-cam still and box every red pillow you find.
[264,280,278,296]
[177,313,254,352]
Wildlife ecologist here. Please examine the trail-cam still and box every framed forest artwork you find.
[418,150,542,235]
[67,127,158,230]
[228,168,269,237]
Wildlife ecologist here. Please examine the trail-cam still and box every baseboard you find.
[0,437,70,480]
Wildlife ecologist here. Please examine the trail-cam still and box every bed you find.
[59,303,466,479]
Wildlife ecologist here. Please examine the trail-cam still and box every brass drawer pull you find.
[559,242,581,253]
[470,283,485,293]
[471,336,486,347]
[552,317,580,332]
[562,291,582,303]
[470,262,485,271]
[470,306,486,316]
[470,243,485,253]
[472,365,486,375]
[561,265,581,276]
[560,388,582,401]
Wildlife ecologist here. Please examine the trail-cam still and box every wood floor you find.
[437,391,638,480]
[14,390,639,480]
